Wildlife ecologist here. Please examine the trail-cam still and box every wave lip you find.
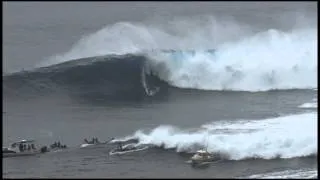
[122,112,317,160]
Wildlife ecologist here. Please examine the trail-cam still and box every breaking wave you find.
[4,16,316,101]
[119,112,317,160]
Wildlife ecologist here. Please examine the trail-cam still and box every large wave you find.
[4,16,316,101]
[118,112,317,160]
[36,15,316,92]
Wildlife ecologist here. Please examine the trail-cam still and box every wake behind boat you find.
[3,139,48,158]
[80,137,114,148]
[109,143,149,156]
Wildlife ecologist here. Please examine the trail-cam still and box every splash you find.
[122,112,317,160]
[147,28,317,91]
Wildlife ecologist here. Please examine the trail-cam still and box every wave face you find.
[121,112,317,160]
[3,54,170,102]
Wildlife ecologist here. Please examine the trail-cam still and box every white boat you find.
[3,139,48,158]
[109,143,149,155]
[190,150,219,164]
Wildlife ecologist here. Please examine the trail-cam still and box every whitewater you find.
[38,16,317,92]
[115,112,317,161]
[243,168,317,179]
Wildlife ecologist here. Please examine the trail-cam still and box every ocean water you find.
[3,2,318,178]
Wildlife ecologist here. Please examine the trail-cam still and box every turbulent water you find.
[3,2,317,178]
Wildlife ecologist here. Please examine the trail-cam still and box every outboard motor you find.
[40,146,48,153]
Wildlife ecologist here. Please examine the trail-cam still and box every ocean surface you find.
[3,2,318,178]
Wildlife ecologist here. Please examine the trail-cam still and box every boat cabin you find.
[191,150,212,160]
[10,139,37,152]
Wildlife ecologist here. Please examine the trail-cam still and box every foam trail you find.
[149,28,317,91]
[125,112,317,160]
[299,102,317,108]
[299,96,318,108]
[242,169,318,179]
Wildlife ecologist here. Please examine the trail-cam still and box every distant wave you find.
[118,112,317,160]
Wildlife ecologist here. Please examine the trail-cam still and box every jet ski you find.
[109,143,149,155]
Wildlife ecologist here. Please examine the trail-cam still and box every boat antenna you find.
[205,131,209,152]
